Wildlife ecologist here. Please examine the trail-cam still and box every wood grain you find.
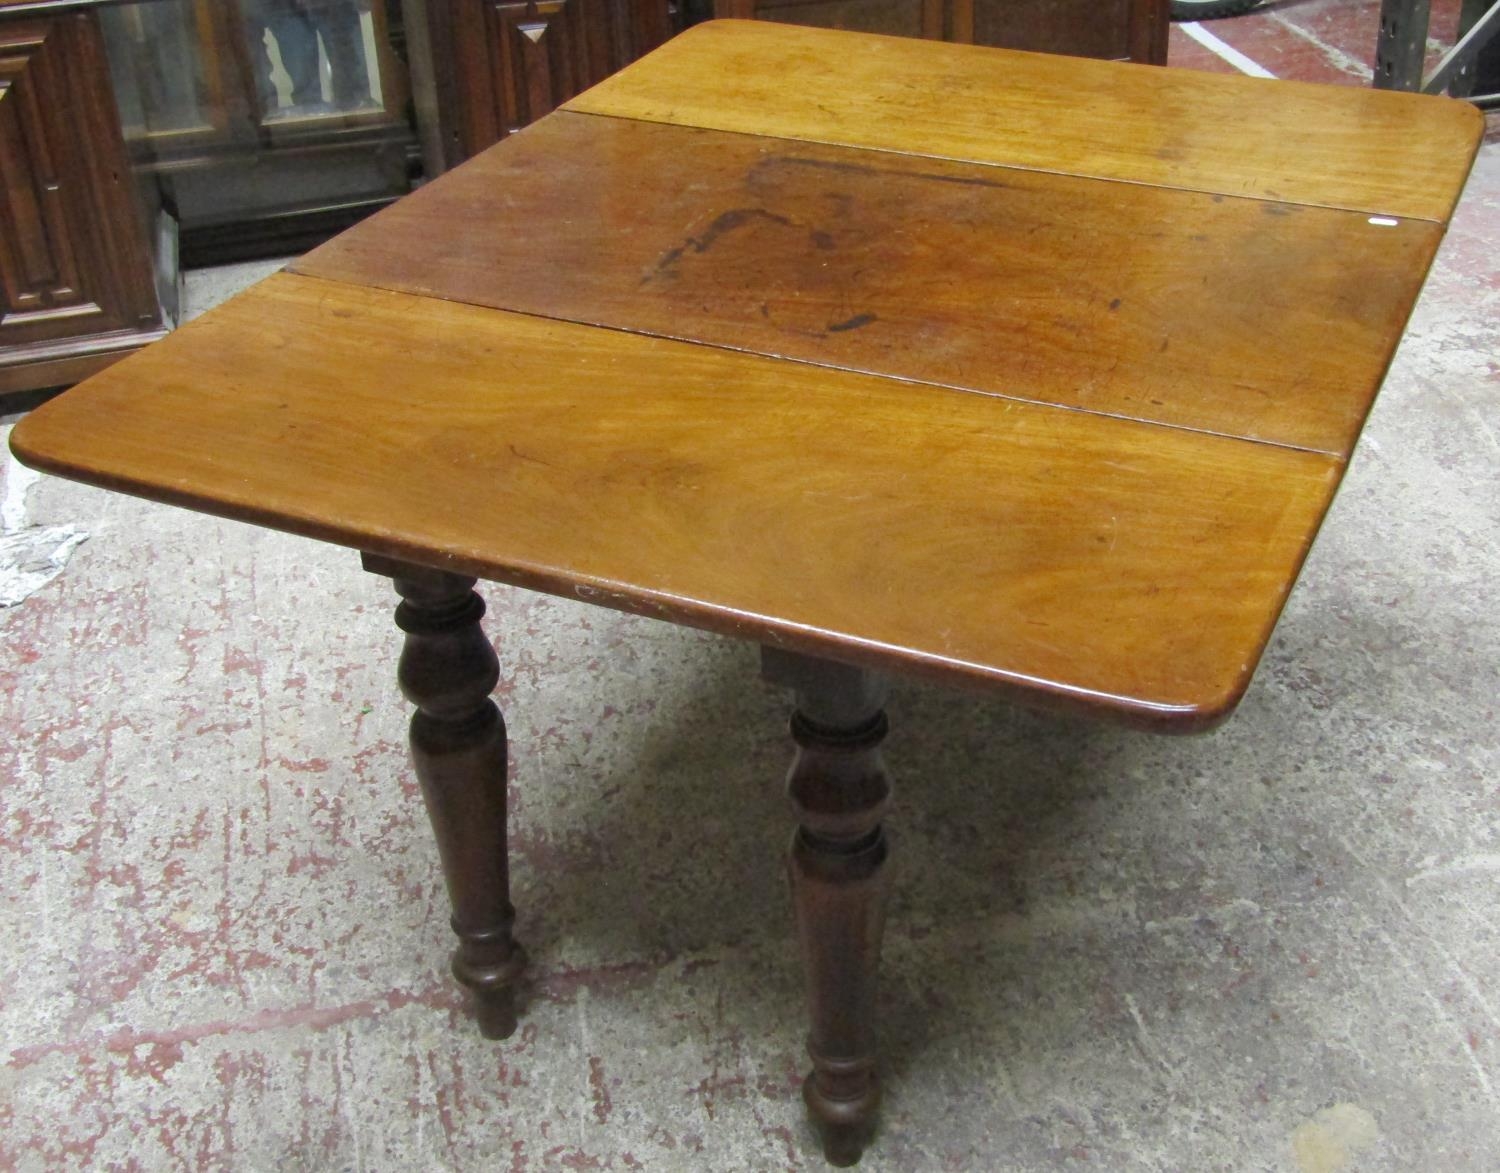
[566,19,1483,222]
[11,271,1343,730]
[298,110,1443,457]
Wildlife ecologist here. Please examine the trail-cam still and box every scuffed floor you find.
[4,12,1500,1170]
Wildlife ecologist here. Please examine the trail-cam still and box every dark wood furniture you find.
[0,0,172,397]
[713,0,1169,65]
[10,21,1481,1164]
[405,0,678,172]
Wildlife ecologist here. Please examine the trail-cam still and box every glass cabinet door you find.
[99,0,418,264]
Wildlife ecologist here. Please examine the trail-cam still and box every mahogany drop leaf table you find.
[10,21,1482,1165]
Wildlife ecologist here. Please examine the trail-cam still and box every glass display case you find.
[98,0,418,263]
[0,0,422,398]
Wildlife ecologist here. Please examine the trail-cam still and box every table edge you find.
[8,278,1342,736]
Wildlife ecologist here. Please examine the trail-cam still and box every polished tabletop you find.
[11,19,1483,731]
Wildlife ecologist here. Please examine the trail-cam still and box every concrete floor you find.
[4,5,1499,1169]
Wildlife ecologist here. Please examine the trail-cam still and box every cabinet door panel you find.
[419,0,677,167]
[0,15,159,353]
[491,0,606,132]
[1,22,100,339]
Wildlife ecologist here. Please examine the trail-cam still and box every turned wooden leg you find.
[763,647,892,1167]
[363,553,527,1039]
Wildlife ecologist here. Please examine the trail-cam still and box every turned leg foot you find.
[364,553,527,1038]
[763,648,892,1166]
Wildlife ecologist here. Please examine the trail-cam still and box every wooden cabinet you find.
[100,1,418,265]
[0,5,172,397]
[406,0,678,172]
[714,0,1168,64]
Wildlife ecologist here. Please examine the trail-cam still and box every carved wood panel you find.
[489,0,607,133]
[416,0,677,170]
[0,14,159,354]
[0,21,97,340]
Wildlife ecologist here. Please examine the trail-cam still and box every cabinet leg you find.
[764,648,892,1166]
[364,553,527,1039]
